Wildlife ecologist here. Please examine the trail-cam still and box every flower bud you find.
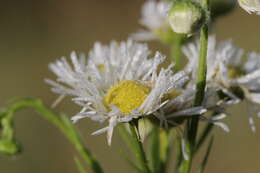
[168,1,205,34]
[238,0,260,15]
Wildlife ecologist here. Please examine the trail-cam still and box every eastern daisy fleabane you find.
[238,0,260,15]
[46,40,207,145]
[131,0,172,41]
[183,36,260,131]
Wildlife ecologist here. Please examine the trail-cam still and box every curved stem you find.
[0,98,103,173]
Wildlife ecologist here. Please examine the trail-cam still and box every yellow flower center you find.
[97,64,105,72]
[227,66,245,79]
[104,80,150,115]
[162,89,182,101]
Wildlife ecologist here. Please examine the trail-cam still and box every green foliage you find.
[0,98,103,173]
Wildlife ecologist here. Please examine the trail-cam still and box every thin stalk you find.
[178,0,209,172]
[170,34,183,71]
[129,123,151,173]
[189,0,209,149]
[188,20,209,148]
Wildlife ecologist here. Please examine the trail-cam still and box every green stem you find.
[178,0,209,172]
[0,98,103,173]
[170,34,185,71]
[188,18,209,148]
[129,123,151,173]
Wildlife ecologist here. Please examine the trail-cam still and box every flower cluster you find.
[183,36,260,131]
[46,0,260,146]
[46,40,208,145]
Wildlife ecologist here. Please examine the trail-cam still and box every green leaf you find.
[147,127,173,173]
[118,124,137,154]
[195,123,214,154]
[74,157,88,173]
[160,129,174,173]
[198,136,214,173]
[118,149,144,173]
[147,127,160,173]
[118,123,151,173]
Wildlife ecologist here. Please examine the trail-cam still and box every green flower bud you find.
[168,1,206,34]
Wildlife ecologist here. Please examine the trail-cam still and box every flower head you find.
[183,36,260,131]
[46,40,204,145]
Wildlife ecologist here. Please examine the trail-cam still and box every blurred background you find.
[0,0,260,172]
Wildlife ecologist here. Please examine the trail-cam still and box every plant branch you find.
[0,98,103,173]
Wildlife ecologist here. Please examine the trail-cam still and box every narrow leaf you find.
[198,136,214,173]
[195,123,213,154]
[118,149,144,173]
[118,124,137,153]
[74,157,88,173]
[147,127,160,173]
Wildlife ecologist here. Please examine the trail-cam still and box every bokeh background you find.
[0,0,260,172]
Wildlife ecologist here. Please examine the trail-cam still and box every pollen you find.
[104,80,151,115]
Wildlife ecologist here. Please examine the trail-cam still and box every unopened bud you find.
[238,0,260,15]
[168,1,205,34]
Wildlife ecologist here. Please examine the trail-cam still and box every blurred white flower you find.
[238,0,260,15]
[183,36,260,131]
[183,36,219,84]
[131,0,171,41]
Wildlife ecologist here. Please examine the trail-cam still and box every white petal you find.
[107,116,118,146]
[249,93,260,104]
[181,138,189,161]
[257,112,260,118]
[248,116,256,133]
[210,113,227,121]
[213,122,230,132]
[130,30,156,41]
[91,127,109,136]
[167,107,207,118]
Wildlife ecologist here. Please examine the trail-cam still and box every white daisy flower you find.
[238,0,260,15]
[183,36,260,131]
[131,0,172,41]
[46,40,206,145]
[183,36,219,84]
